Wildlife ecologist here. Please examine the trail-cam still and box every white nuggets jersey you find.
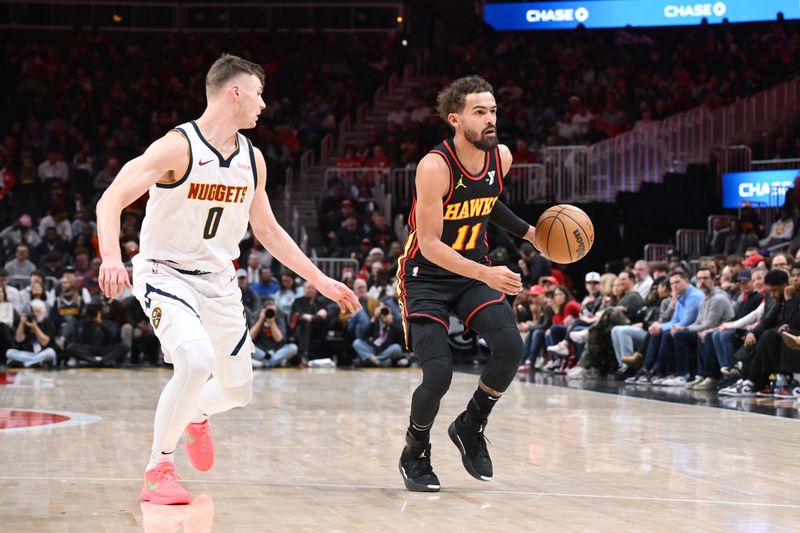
[139,120,257,273]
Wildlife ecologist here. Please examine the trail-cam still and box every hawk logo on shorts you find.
[151,307,162,329]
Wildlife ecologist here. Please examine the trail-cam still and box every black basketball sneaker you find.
[448,411,493,481]
[398,433,440,492]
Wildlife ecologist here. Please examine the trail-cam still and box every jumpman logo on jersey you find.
[455,176,467,189]
[486,171,495,186]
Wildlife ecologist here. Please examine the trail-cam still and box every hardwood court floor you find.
[1,367,799,532]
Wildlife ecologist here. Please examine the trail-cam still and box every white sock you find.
[145,339,215,472]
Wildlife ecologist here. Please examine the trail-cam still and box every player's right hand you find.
[99,258,132,298]
[481,266,523,295]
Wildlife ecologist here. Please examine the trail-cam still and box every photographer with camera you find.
[250,298,298,368]
[352,303,405,367]
[6,299,58,367]
[64,303,127,367]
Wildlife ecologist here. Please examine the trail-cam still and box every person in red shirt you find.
[545,285,581,349]
[511,140,536,164]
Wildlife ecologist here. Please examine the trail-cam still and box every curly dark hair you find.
[435,75,494,122]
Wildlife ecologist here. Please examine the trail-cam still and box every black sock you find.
[465,387,500,423]
[407,418,431,446]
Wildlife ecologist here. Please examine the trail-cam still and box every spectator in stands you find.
[617,277,672,373]
[336,145,364,169]
[249,266,279,300]
[334,214,365,258]
[670,269,735,389]
[276,272,303,316]
[4,244,36,278]
[518,285,552,370]
[709,217,731,254]
[367,268,394,301]
[34,226,70,262]
[71,209,96,240]
[37,150,69,185]
[250,298,298,368]
[364,145,394,169]
[637,270,704,384]
[542,285,581,361]
[705,268,764,383]
[366,211,397,251]
[352,303,405,367]
[633,260,653,299]
[20,271,55,310]
[721,269,793,396]
[782,174,800,217]
[38,207,72,242]
[517,241,551,286]
[345,277,379,341]
[120,294,158,366]
[92,156,120,201]
[6,299,57,367]
[0,269,22,314]
[1,214,41,248]
[0,285,18,366]
[769,252,791,272]
[759,208,794,248]
[245,252,261,285]
[290,281,337,361]
[511,140,537,164]
[724,221,757,256]
[237,269,260,323]
[64,303,127,367]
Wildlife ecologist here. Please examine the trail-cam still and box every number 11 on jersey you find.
[451,222,482,251]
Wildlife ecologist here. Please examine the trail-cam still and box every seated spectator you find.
[64,303,127,367]
[367,268,394,301]
[275,272,303,316]
[334,215,365,258]
[249,266,279,300]
[541,285,581,368]
[20,271,55,312]
[237,268,260,323]
[769,252,791,273]
[517,242,551,286]
[709,217,731,255]
[1,215,41,248]
[723,221,758,256]
[38,207,72,242]
[343,278,380,341]
[0,285,19,366]
[245,252,262,285]
[518,285,553,370]
[633,260,653,299]
[336,145,364,169]
[6,300,58,367]
[352,303,405,367]
[92,157,120,202]
[511,140,537,164]
[34,226,70,262]
[71,209,96,239]
[121,295,159,366]
[617,277,672,375]
[4,244,36,278]
[364,145,394,169]
[669,269,735,388]
[634,270,704,384]
[250,298,299,368]
[37,150,69,186]
[366,211,397,251]
[759,209,794,248]
[0,268,23,313]
[290,281,337,361]
[720,269,795,396]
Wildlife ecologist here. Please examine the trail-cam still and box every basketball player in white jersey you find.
[97,54,360,505]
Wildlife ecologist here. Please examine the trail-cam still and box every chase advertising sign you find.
[722,170,800,208]
[485,1,800,30]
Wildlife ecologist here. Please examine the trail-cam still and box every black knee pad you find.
[410,319,453,399]
[468,304,524,392]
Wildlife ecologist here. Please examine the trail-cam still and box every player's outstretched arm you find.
[248,148,361,314]
[491,144,538,249]
[415,154,522,295]
[96,130,190,298]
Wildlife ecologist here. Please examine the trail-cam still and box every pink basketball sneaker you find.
[139,462,190,505]
[184,419,215,471]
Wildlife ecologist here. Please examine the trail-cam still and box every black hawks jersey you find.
[398,138,503,281]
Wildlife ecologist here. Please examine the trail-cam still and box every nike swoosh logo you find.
[148,481,158,491]
[187,435,195,444]
[199,159,213,166]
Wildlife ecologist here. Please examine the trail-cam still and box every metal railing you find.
[320,134,334,167]
[675,229,707,259]
[643,244,672,262]
[552,77,800,203]
[752,158,800,171]
[309,257,359,280]
[503,164,546,203]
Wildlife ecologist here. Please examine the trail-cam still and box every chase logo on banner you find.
[485,1,800,30]
[722,170,800,209]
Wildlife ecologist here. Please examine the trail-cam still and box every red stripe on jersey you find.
[444,139,490,181]
[465,293,507,327]
[495,147,504,193]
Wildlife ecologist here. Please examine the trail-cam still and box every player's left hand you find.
[316,277,361,314]
[524,225,539,252]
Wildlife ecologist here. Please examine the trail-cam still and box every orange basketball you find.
[534,204,594,264]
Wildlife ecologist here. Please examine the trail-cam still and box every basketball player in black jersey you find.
[397,76,538,491]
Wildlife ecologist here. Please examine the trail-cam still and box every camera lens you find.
[265,308,276,319]
[380,307,390,316]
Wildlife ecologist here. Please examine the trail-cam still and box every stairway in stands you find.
[275,76,421,250]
